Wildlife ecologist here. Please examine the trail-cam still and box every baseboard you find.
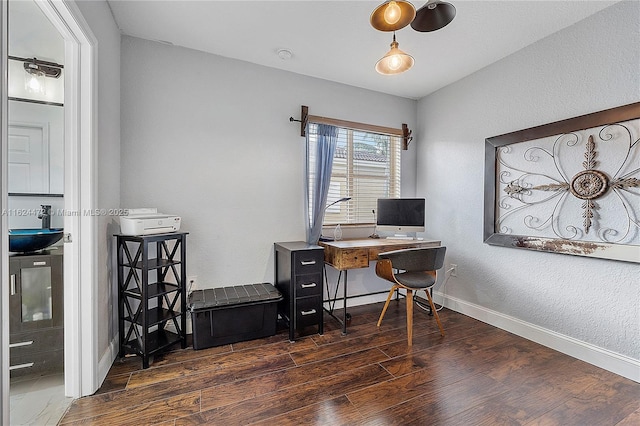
[97,333,119,389]
[434,291,640,383]
[337,292,390,308]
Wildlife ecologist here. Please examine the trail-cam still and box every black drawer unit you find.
[274,241,324,341]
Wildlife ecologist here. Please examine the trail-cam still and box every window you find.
[307,123,401,225]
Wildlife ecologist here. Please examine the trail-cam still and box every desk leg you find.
[342,270,348,335]
[323,266,350,335]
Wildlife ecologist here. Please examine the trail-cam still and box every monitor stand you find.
[385,232,417,240]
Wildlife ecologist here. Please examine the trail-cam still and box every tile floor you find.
[9,373,72,425]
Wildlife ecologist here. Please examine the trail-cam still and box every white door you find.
[8,122,49,193]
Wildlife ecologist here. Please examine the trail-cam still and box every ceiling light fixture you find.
[370,1,456,74]
[370,1,416,32]
[371,0,456,33]
[411,0,456,32]
[375,33,414,75]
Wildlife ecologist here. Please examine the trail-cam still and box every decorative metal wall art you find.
[484,103,640,263]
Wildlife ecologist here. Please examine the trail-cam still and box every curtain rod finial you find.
[402,123,413,150]
[301,106,309,137]
[289,106,309,137]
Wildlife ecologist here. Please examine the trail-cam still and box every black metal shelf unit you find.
[116,232,188,368]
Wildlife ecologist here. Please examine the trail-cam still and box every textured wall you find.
[120,36,417,299]
[417,1,639,359]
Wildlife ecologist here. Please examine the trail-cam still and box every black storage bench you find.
[188,283,282,350]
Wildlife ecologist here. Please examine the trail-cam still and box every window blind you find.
[307,122,401,226]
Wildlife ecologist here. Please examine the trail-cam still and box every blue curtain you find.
[305,124,339,244]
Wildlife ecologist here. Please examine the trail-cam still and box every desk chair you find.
[375,246,446,345]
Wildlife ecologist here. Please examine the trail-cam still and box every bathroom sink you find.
[9,228,64,253]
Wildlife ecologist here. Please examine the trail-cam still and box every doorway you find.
[1,0,98,424]
[6,2,67,422]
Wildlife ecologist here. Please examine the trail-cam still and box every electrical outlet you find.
[188,276,198,291]
[450,264,457,277]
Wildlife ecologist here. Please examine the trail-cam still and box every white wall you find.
[417,0,639,368]
[120,36,418,302]
[74,0,121,375]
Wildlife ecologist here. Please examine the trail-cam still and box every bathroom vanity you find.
[8,250,64,378]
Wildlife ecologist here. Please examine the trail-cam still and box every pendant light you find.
[375,33,414,75]
[370,1,416,32]
[411,0,456,32]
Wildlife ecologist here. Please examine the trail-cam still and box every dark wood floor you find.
[58,301,640,425]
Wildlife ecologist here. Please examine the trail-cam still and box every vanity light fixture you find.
[23,57,62,95]
[375,33,414,75]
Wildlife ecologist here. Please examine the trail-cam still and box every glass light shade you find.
[370,0,416,32]
[375,38,414,75]
[25,70,46,95]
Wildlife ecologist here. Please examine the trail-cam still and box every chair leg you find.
[424,288,445,337]
[406,289,413,346]
[377,285,399,327]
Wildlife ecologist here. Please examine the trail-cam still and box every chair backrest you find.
[378,246,446,272]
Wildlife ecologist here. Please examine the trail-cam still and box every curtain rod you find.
[289,105,412,149]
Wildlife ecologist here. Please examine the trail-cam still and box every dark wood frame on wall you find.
[484,102,640,263]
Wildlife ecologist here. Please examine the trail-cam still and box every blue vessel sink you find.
[9,228,64,253]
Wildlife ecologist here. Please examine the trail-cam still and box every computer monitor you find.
[376,198,425,235]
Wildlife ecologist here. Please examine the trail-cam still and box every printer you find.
[119,208,181,236]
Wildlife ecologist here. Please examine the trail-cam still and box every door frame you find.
[1,0,10,422]
[36,0,98,398]
[1,0,98,420]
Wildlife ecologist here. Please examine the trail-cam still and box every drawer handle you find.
[301,309,316,316]
[301,283,317,289]
[300,260,316,266]
[33,261,47,266]
[9,341,34,348]
[9,362,34,371]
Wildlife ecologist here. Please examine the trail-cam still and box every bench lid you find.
[188,283,282,311]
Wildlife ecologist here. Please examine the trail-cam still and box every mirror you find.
[7,0,64,197]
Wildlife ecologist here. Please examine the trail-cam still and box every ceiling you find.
[107,0,618,100]
[8,1,618,100]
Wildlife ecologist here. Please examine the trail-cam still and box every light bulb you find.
[388,54,402,70]
[384,1,401,25]
[375,34,414,75]
[28,76,41,91]
[25,73,45,94]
